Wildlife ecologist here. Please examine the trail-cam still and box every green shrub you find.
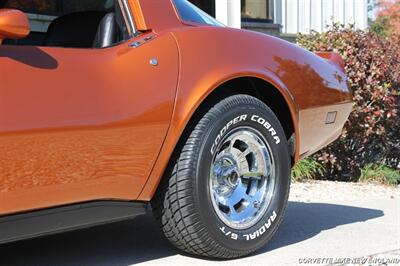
[370,16,393,37]
[360,164,400,185]
[297,24,400,181]
[292,159,326,182]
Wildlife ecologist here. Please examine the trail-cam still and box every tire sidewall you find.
[196,100,291,252]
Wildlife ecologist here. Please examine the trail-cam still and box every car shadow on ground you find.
[258,202,384,254]
[0,202,383,265]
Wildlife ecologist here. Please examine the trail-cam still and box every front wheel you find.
[152,94,291,259]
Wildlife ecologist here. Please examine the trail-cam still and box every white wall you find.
[27,13,55,32]
[275,0,369,34]
[215,0,241,28]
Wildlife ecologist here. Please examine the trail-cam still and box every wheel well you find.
[195,77,294,137]
[184,77,296,162]
[156,77,296,198]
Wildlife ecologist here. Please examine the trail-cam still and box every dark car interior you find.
[0,0,131,48]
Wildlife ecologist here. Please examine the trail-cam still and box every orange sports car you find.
[0,0,353,259]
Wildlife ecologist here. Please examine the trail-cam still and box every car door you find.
[0,31,179,215]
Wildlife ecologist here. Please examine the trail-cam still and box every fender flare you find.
[137,68,299,200]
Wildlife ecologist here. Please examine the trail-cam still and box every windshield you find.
[173,0,224,27]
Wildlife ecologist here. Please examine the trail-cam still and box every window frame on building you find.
[241,0,274,23]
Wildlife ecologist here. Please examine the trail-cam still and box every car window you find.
[0,0,114,15]
[173,0,224,27]
[1,0,57,14]
[0,0,132,48]
[62,0,114,14]
[0,0,116,34]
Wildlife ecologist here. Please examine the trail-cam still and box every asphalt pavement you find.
[0,182,398,266]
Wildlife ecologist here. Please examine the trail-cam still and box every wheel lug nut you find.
[253,201,260,208]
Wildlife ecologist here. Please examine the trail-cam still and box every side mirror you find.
[0,9,30,45]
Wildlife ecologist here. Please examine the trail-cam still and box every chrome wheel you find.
[209,127,275,230]
[154,95,291,258]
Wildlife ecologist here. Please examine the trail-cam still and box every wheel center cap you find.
[226,170,239,186]
[213,159,240,192]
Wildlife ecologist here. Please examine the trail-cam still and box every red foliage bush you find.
[297,25,400,181]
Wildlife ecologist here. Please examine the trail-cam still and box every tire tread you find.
[152,95,290,258]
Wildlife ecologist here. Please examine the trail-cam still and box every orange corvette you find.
[0,0,353,258]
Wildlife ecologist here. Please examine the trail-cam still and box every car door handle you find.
[128,34,156,48]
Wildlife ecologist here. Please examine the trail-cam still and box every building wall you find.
[275,0,369,34]
[27,0,370,38]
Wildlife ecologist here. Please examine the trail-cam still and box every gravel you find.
[290,180,400,202]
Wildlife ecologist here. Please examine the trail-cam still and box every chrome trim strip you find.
[121,0,137,35]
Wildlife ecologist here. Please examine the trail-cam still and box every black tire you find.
[152,94,291,259]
